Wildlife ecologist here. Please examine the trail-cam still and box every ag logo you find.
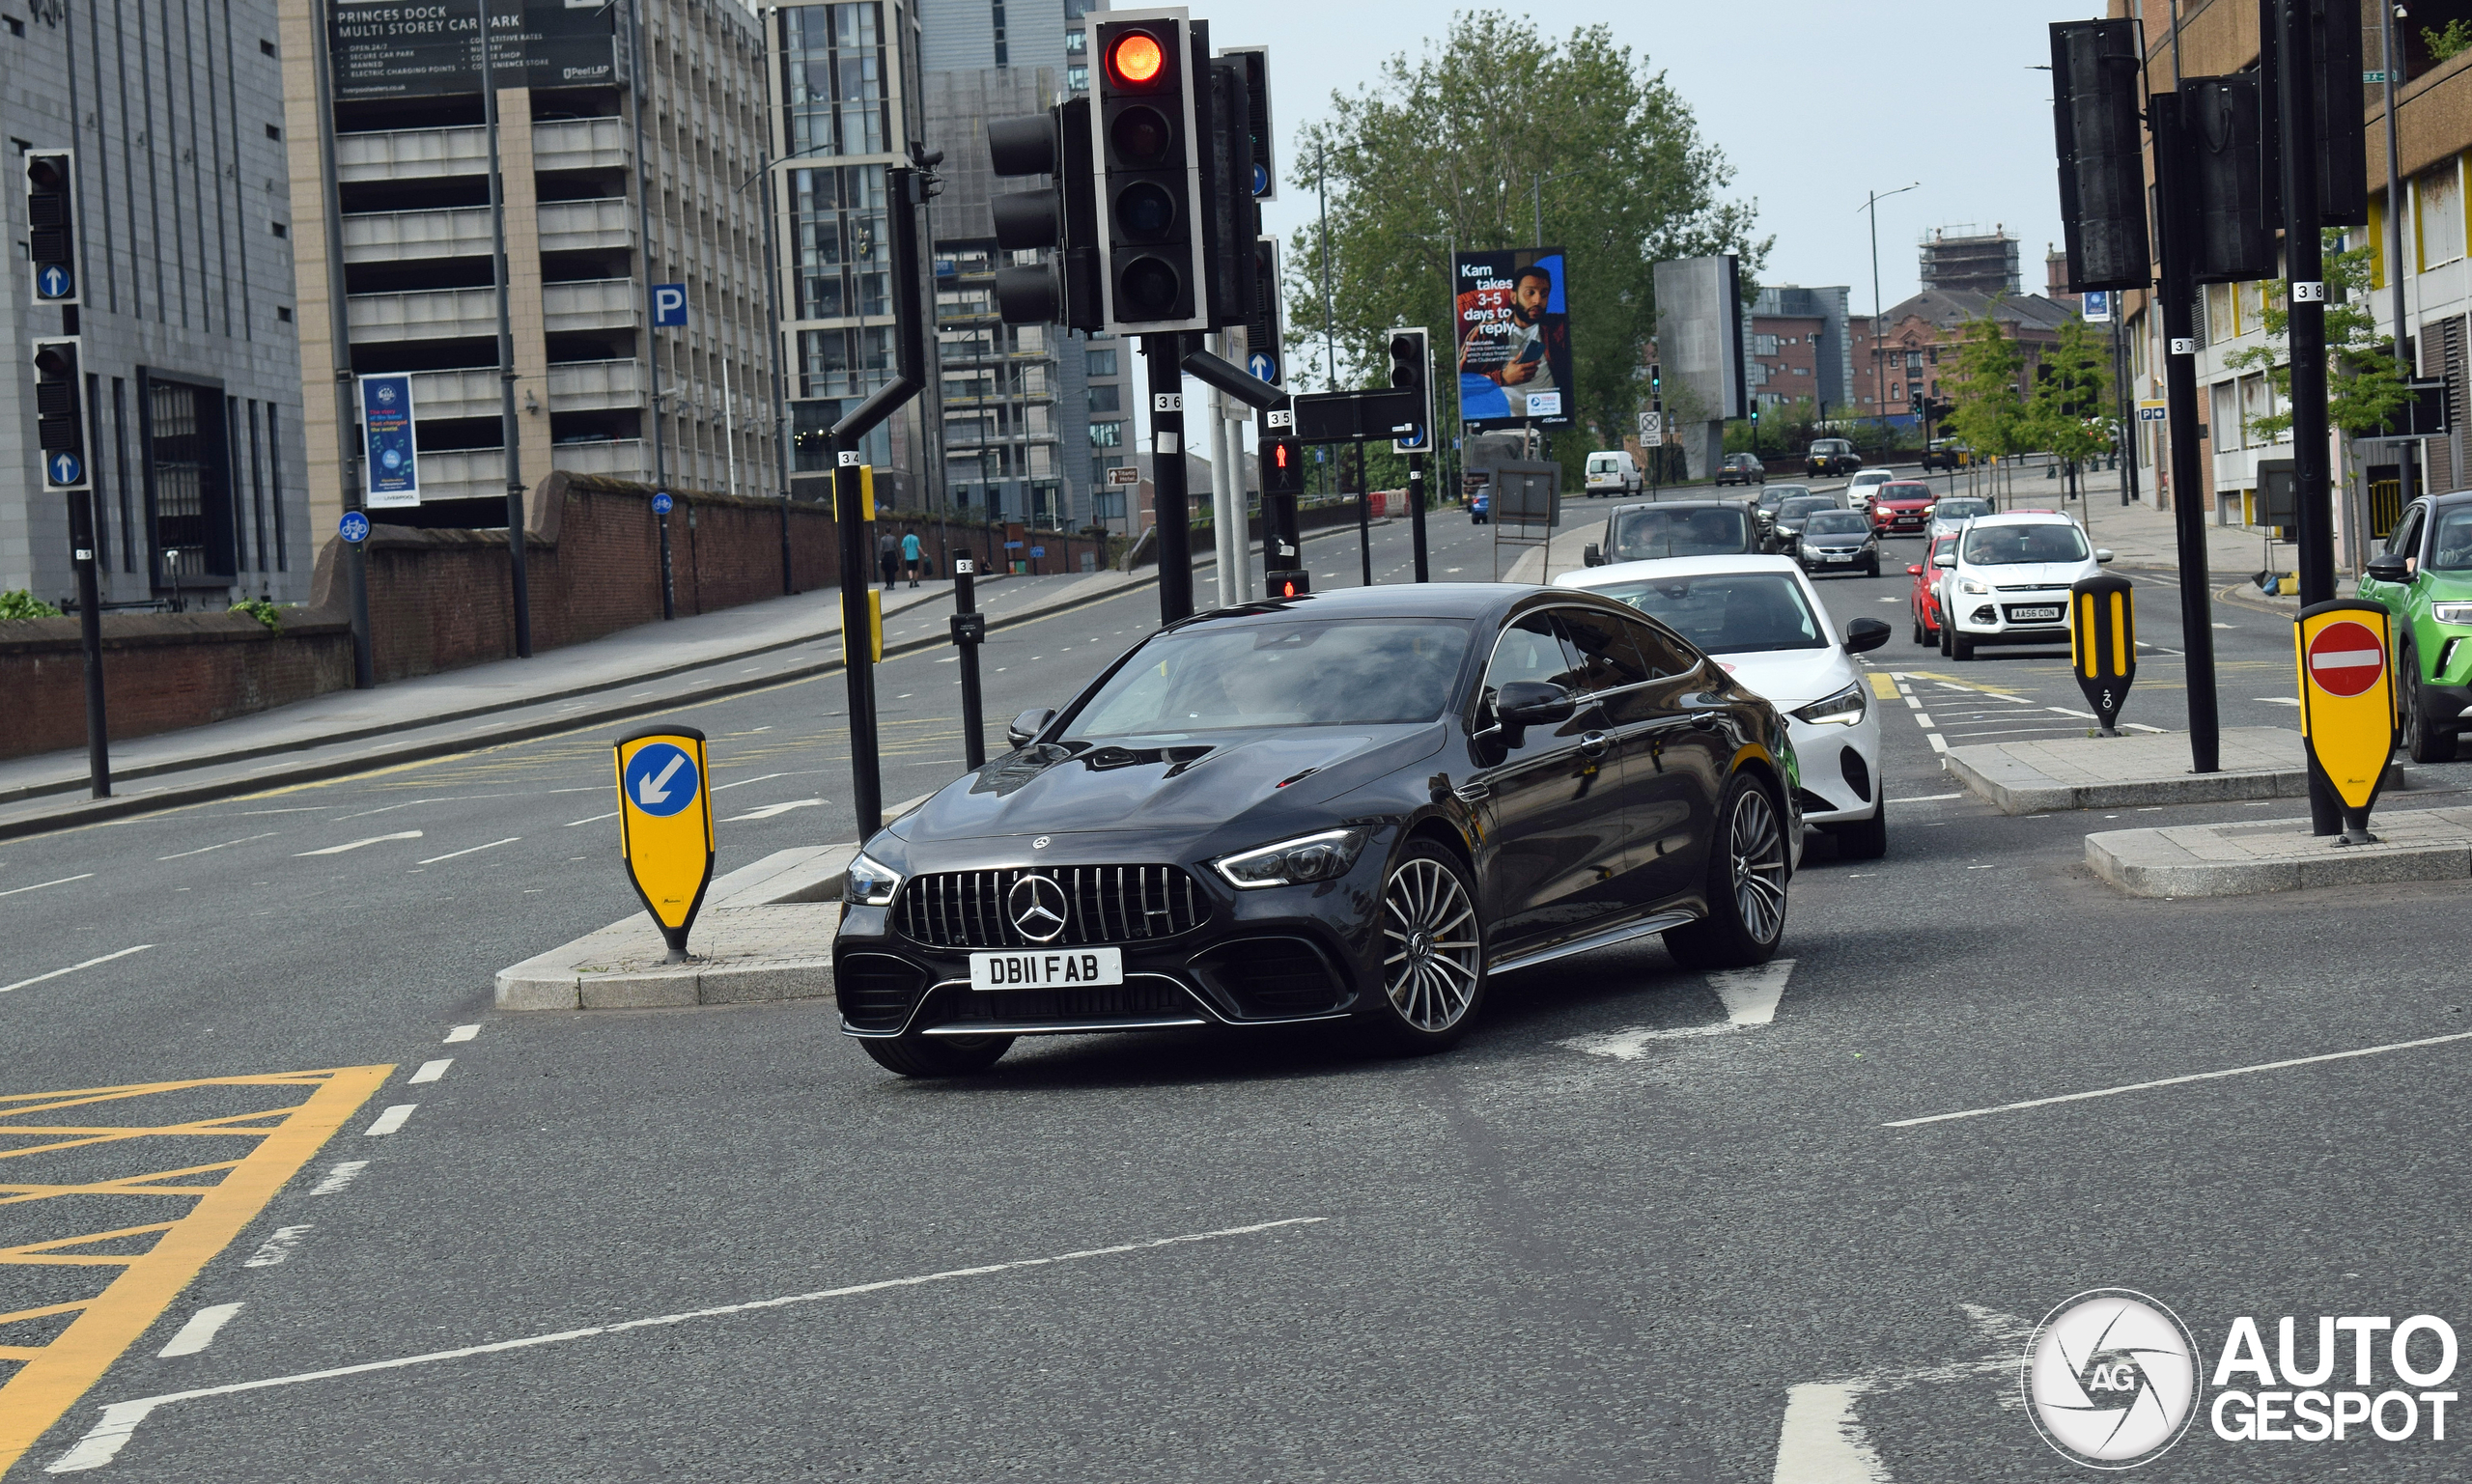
[2024,1289,2200,1469]
[1007,874,1069,942]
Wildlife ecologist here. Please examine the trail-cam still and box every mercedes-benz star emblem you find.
[1007,874,1069,942]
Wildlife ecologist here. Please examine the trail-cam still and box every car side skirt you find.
[1486,910,1699,977]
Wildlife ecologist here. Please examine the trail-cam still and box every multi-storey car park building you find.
[2,0,310,607]
[278,0,777,539]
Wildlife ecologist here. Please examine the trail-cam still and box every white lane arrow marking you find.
[722,798,825,822]
[1559,959,1797,1059]
[293,831,422,856]
[635,752,688,806]
[1770,1304,2033,1483]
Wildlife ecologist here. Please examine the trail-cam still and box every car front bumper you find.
[1949,588,2073,643]
[1783,708,1882,825]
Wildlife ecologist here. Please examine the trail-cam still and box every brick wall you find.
[0,610,354,761]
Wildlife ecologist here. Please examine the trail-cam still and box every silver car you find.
[1926,495,1995,541]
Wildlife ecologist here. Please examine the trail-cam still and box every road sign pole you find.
[1409,452,1429,582]
[614,726,716,959]
[1356,444,1371,586]
[836,447,883,834]
[1144,333,1194,623]
[2295,602,2401,845]
[658,497,677,621]
[69,489,109,798]
[2149,91,2223,775]
[952,558,988,770]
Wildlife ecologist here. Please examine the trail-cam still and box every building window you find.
[1065,66,1087,93]
[265,124,281,140]
[1086,383,1120,413]
[146,378,238,584]
[789,164,889,320]
[1065,29,1085,54]
[992,0,1007,67]
[798,324,894,401]
[1088,420,1123,448]
[780,3,889,160]
[1086,347,1116,377]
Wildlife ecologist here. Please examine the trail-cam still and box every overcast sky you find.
[1194,0,2091,316]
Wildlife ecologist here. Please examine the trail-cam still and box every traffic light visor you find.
[26,154,67,191]
[1109,30,1166,87]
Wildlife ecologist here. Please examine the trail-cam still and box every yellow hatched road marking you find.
[1866,673,1900,700]
[0,1066,393,1473]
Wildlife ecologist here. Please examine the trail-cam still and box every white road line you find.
[0,945,154,995]
[563,811,619,827]
[239,1225,314,1270]
[407,1059,453,1085]
[1927,733,1948,754]
[1,873,95,898]
[1888,793,1962,803]
[44,1216,1329,1472]
[2122,722,2168,734]
[293,832,422,857]
[1910,714,1934,728]
[1885,1028,2472,1128]
[1562,962,1796,1058]
[362,1105,416,1136]
[2257,696,2302,707]
[154,833,278,861]
[415,837,519,866]
[1771,1304,2032,1484]
[723,798,825,822]
[307,1162,367,1196]
[443,1024,480,1043]
[1903,696,1922,710]
[709,771,791,793]
[155,1304,244,1359]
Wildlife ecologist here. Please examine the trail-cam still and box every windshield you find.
[1777,497,1837,521]
[1610,505,1752,559]
[1804,512,1870,537]
[2433,509,2472,571]
[1879,484,1932,502]
[1592,573,1826,655]
[1759,484,1812,510]
[1063,618,1472,739]
[1960,523,2091,565]
[1934,498,1991,521]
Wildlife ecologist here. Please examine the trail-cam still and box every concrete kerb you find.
[1944,726,2411,815]
[2086,804,2472,897]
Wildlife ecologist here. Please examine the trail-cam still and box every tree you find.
[2028,315,2117,476]
[1941,315,2030,464]
[1290,10,1767,480]
[2222,232,2411,443]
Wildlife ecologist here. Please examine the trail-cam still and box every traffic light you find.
[2177,75,2276,284]
[1262,434,1305,496]
[1245,237,1283,386]
[33,338,91,490]
[1389,327,1430,453]
[2048,19,2150,292]
[1650,363,1662,410]
[1222,45,1276,200]
[986,101,1100,330]
[24,150,78,306]
[1091,11,1208,333]
[1266,569,1311,600]
[1198,50,1258,328]
[2257,0,2369,229]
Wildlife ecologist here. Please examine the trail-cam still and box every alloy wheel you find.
[1381,856,1481,1032]
[1728,787,1789,944]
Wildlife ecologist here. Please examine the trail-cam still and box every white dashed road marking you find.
[155,1305,243,1359]
[362,1106,416,1136]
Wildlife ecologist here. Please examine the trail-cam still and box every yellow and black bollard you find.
[2070,574,2137,736]
[2294,601,2401,846]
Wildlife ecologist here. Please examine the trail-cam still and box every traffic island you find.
[2085,804,2472,898]
[1945,727,2410,814]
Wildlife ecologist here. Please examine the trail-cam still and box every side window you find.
[1615,613,1700,680]
[1483,611,1578,699]
[1554,608,1651,692]
[2389,504,2425,560]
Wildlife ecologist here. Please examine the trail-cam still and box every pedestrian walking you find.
[877,530,899,589]
[901,529,924,588]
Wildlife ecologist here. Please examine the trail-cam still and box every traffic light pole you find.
[951,559,988,770]
[476,0,531,658]
[1144,333,1194,623]
[70,485,109,798]
[2151,92,2223,776]
[1355,445,1371,586]
[1409,452,1429,581]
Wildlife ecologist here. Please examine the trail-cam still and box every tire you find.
[1664,771,1790,970]
[1865,557,1880,577]
[2402,646,2457,763]
[1912,613,1926,646]
[858,1031,1015,1078]
[1367,840,1487,1054]
[1951,629,1976,661]
[1832,796,1887,860]
[1938,614,1954,658]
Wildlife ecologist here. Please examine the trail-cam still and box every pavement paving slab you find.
[1943,725,2402,812]
[2085,802,2472,897]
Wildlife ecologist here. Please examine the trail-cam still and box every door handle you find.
[1578,731,1610,758]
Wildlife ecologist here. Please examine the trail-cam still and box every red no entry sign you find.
[2306,620,2386,698]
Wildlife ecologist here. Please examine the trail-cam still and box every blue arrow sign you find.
[339,512,372,544]
[652,491,674,515]
[37,265,72,300]
[1251,163,1270,197]
[46,451,83,487]
[623,742,699,819]
[1249,351,1278,383]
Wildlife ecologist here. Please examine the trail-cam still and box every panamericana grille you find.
[895,865,1207,948]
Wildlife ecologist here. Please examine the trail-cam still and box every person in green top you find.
[900,529,924,588]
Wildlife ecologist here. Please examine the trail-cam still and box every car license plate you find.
[1823,553,1851,562]
[2010,605,2061,621]
[969,947,1124,992]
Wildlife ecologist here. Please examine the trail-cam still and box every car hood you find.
[893,722,1448,844]
[1709,648,1852,710]
[1962,560,2091,588]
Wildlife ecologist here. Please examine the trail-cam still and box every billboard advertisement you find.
[329,0,618,102]
[358,375,420,510]
[1453,248,1575,431]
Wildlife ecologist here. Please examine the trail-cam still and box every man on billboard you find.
[1454,249,1575,428]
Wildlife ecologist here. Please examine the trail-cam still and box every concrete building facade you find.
[1747,285,1851,415]
[3,0,311,607]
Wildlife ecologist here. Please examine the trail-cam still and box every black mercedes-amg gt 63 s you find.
[833,583,1802,1076]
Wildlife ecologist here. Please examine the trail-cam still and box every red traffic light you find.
[1107,30,1166,89]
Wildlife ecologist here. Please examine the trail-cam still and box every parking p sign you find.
[652,283,688,326]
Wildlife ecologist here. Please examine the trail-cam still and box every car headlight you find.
[1213,827,1370,889]
[1959,577,1989,595]
[2433,602,2472,625]
[845,851,903,907]
[1792,682,1868,727]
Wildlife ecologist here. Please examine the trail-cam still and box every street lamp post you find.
[1861,183,1921,448]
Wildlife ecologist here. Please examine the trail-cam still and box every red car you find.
[1908,533,1954,645]
[1870,480,1937,536]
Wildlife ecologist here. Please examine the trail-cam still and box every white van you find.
[1585,450,1642,497]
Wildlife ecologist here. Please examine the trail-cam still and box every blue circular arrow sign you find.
[37,265,73,299]
[624,742,699,818]
[338,512,371,544]
[652,491,674,515]
[1251,163,1270,197]
[1249,351,1278,383]
[46,452,83,486]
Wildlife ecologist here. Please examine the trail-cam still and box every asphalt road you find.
[5,488,2471,1482]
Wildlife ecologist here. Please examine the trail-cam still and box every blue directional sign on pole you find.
[1249,350,1278,383]
[652,283,688,326]
[338,511,372,544]
[44,451,83,489]
[36,264,73,302]
[652,491,674,515]
[623,742,700,818]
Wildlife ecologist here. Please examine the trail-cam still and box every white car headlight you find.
[1792,682,1868,727]
[845,851,903,907]
[1214,827,1369,889]
[2433,602,2472,625]
[1959,577,1990,595]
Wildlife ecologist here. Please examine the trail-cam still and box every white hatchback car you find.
[1846,468,1896,513]
[1557,554,1891,857]
[1930,510,2113,660]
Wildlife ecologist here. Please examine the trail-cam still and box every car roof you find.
[1174,581,1525,627]
[1605,498,1753,514]
[1965,510,2082,529]
[1554,553,1806,588]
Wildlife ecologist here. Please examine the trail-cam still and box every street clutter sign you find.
[338,512,371,544]
[614,725,715,958]
[357,374,419,509]
[328,0,618,101]
[2070,574,2136,735]
[2293,601,2400,845]
[652,283,688,326]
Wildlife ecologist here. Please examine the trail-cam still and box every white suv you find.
[1930,511,2113,660]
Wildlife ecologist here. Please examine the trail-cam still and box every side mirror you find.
[2093,548,2114,564]
[1905,564,1924,576]
[1933,551,1957,569]
[1843,617,1893,654]
[1493,680,1576,729]
[2367,552,2410,583]
[1584,543,1604,567]
[1005,707,1055,749]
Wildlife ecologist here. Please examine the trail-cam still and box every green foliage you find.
[1288,9,1767,462]
[0,589,64,621]
[2428,20,2472,63]
[229,598,284,631]
[1941,316,2031,458]
[2222,233,2414,441]
[2027,316,2116,466]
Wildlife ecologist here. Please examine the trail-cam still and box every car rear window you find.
[1065,618,1474,737]
[1590,573,1827,655]
[1934,498,1991,520]
[1805,511,1870,535]
[1777,496,1837,519]
[1881,484,1932,500]
[1610,505,1752,560]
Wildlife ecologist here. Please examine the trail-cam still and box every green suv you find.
[2357,490,2472,762]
